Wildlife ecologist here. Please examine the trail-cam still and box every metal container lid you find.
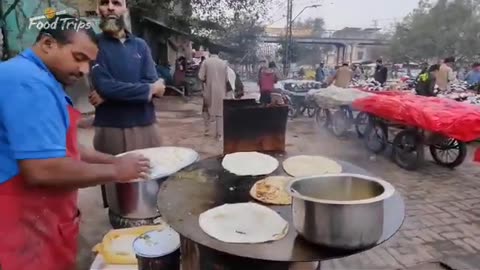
[132,227,180,258]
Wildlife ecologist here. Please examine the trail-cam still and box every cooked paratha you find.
[250,176,293,205]
[283,155,342,177]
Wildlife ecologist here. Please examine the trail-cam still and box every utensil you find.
[133,227,181,270]
[287,173,395,250]
[107,147,199,219]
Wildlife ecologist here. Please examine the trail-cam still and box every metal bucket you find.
[106,177,168,219]
[133,227,181,270]
[287,173,395,250]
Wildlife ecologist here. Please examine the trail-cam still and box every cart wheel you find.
[331,108,350,137]
[392,130,424,171]
[315,108,331,128]
[307,106,316,118]
[355,112,369,138]
[429,138,467,168]
[363,119,388,153]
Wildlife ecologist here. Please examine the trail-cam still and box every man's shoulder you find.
[131,36,148,48]
[0,56,48,85]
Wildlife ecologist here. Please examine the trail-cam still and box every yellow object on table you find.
[92,224,166,265]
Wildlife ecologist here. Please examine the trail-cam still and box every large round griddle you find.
[157,153,405,262]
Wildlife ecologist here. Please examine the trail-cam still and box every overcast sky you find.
[269,0,421,30]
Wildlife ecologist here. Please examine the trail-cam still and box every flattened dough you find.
[222,152,279,176]
[118,147,199,181]
[199,203,289,243]
[250,176,293,205]
[283,155,342,177]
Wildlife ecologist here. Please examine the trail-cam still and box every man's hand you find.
[114,154,152,182]
[150,79,166,97]
[89,91,105,107]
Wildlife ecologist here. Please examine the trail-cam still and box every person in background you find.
[174,56,187,92]
[199,47,229,139]
[156,60,173,86]
[315,63,325,82]
[465,62,480,86]
[298,67,305,78]
[88,0,165,208]
[257,59,267,86]
[415,62,429,82]
[437,56,455,92]
[415,64,440,97]
[0,14,150,270]
[353,64,363,80]
[259,61,280,105]
[374,59,388,86]
[327,63,353,88]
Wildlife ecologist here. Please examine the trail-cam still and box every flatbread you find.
[199,203,289,243]
[117,147,199,181]
[283,155,342,177]
[250,176,293,205]
[222,152,279,176]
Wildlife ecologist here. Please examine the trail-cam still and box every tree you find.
[129,0,274,35]
[388,0,480,65]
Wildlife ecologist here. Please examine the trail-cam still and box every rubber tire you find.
[331,109,350,137]
[429,139,467,168]
[315,108,331,128]
[307,106,316,118]
[392,130,424,171]
[363,120,388,154]
[355,112,369,138]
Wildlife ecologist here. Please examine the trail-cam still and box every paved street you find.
[77,94,480,270]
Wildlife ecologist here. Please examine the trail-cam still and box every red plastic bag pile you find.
[352,93,480,142]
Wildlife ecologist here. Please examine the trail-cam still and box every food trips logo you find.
[29,7,93,31]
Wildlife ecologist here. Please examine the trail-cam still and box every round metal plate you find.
[157,153,405,262]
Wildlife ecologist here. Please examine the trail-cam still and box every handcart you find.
[354,93,480,171]
[363,115,467,170]
[281,80,321,119]
[309,87,373,137]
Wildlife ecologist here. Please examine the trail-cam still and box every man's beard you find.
[100,16,126,35]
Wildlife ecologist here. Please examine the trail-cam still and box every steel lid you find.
[132,227,180,258]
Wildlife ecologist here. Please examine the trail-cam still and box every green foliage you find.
[278,18,332,65]
[389,0,480,64]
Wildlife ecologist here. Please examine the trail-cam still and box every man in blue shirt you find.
[88,0,165,209]
[465,62,480,86]
[0,14,150,270]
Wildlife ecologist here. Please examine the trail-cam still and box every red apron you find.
[0,106,81,270]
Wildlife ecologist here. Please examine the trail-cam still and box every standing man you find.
[374,59,388,86]
[315,63,325,82]
[327,63,353,88]
[0,15,150,270]
[89,0,165,207]
[258,62,280,105]
[199,48,229,139]
[415,64,440,97]
[465,62,480,86]
[437,56,455,92]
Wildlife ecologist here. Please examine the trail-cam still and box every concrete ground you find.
[76,87,480,270]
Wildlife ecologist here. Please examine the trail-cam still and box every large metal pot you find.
[287,173,395,250]
[106,177,167,219]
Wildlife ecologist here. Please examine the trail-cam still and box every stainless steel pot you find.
[106,177,168,219]
[287,173,395,250]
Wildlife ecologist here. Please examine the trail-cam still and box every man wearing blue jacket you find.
[89,0,165,207]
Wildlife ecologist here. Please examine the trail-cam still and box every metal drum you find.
[288,173,395,250]
[106,177,168,219]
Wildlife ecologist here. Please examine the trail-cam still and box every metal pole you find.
[283,0,293,76]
